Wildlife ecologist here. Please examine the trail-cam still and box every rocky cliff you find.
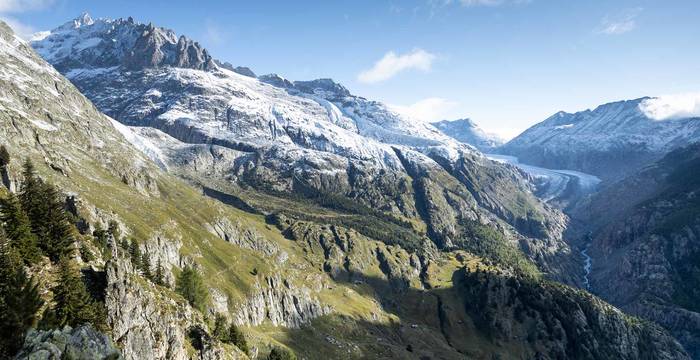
[571,143,700,358]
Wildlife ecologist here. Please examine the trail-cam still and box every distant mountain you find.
[31,13,579,283]
[431,118,504,152]
[0,16,691,360]
[500,98,700,181]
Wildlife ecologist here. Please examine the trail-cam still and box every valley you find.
[0,7,697,360]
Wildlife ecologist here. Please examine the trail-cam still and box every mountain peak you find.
[33,15,215,72]
[293,78,350,98]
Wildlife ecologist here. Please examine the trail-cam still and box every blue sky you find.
[2,0,699,139]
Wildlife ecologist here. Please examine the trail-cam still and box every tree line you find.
[0,153,105,357]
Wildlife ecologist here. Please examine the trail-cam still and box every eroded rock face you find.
[16,325,122,360]
[572,144,700,357]
[105,247,237,360]
[207,217,279,257]
[233,274,331,328]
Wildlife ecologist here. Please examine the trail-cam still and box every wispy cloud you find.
[390,97,457,122]
[358,49,436,84]
[0,0,54,39]
[0,0,53,13]
[203,20,227,46]
[598,7,642,35]
[639,93,700,121]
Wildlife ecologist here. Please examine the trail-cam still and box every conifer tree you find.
[176,265,208,312]
[228,323,249,355]
[48,256,104,329]
[154,259,165,286]
[212,313,228,342]
[92,223,109,254]
[107,220,121,245]
[0,194,40,264]
[141,252,152,280]
[0,145,9,169]
[0,232,43,357]
[129,238,142,269]
[19,160,75,262]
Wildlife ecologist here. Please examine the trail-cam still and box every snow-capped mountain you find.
[500,98,700,181]
[31,14,579,281]
[431,118,504,152]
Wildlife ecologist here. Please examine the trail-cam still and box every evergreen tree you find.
[92,223,109,254]
[107,220,121,245]
[47,256,104,329]
[0,145,9,169]
[175,265,208,312]
[19,160,75,262]
[0,194,40,264]
[228,323,249,355]
[120,237,129,251]
[212,313,228,342]
[141,252,152,280]
[267,347,296,360]
[154,259,165,286]
[0,232,43,358]
[129,238,142,269]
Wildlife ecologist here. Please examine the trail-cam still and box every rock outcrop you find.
[16,325,121,360]
[233,274,331,328]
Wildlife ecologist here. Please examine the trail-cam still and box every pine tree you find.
[154,259,165,286]
[19,160,75,262]
[92,223,109,254]
[141,252,152,280]
[107,220,121,245]
[48,256,104,329]
[176,265,208,312]
[0,145,9,169]
[129,238,142,269]
[0,232,43,358]
[227,323,249,355]
[0,194,40,264]
[212,313,228,342]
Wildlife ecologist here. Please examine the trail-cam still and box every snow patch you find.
[554,124,574,130]
[109,119,169,170]
[74,37,102,51]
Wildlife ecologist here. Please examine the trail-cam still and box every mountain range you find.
[0,11,696,359]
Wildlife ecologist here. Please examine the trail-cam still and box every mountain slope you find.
[0,18,692,360]
[570,143,700,358]
[500,98,700,181]
[432,118,504,152]
[31,14,580,283]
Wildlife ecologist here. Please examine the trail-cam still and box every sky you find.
[1,0,699,139]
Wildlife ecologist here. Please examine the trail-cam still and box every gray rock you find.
[16,325,121,360]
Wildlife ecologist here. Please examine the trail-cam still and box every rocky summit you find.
[0,7,696,360]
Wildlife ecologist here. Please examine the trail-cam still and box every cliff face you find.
[571,143,700,358]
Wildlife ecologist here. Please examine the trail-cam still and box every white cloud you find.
[358,49,436,84]
[639,93,700,121]
[390,97,457,122]
[0,14,35,39]
[598,8,642,35]
[0,0,53,13]
[0,0,53,39]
